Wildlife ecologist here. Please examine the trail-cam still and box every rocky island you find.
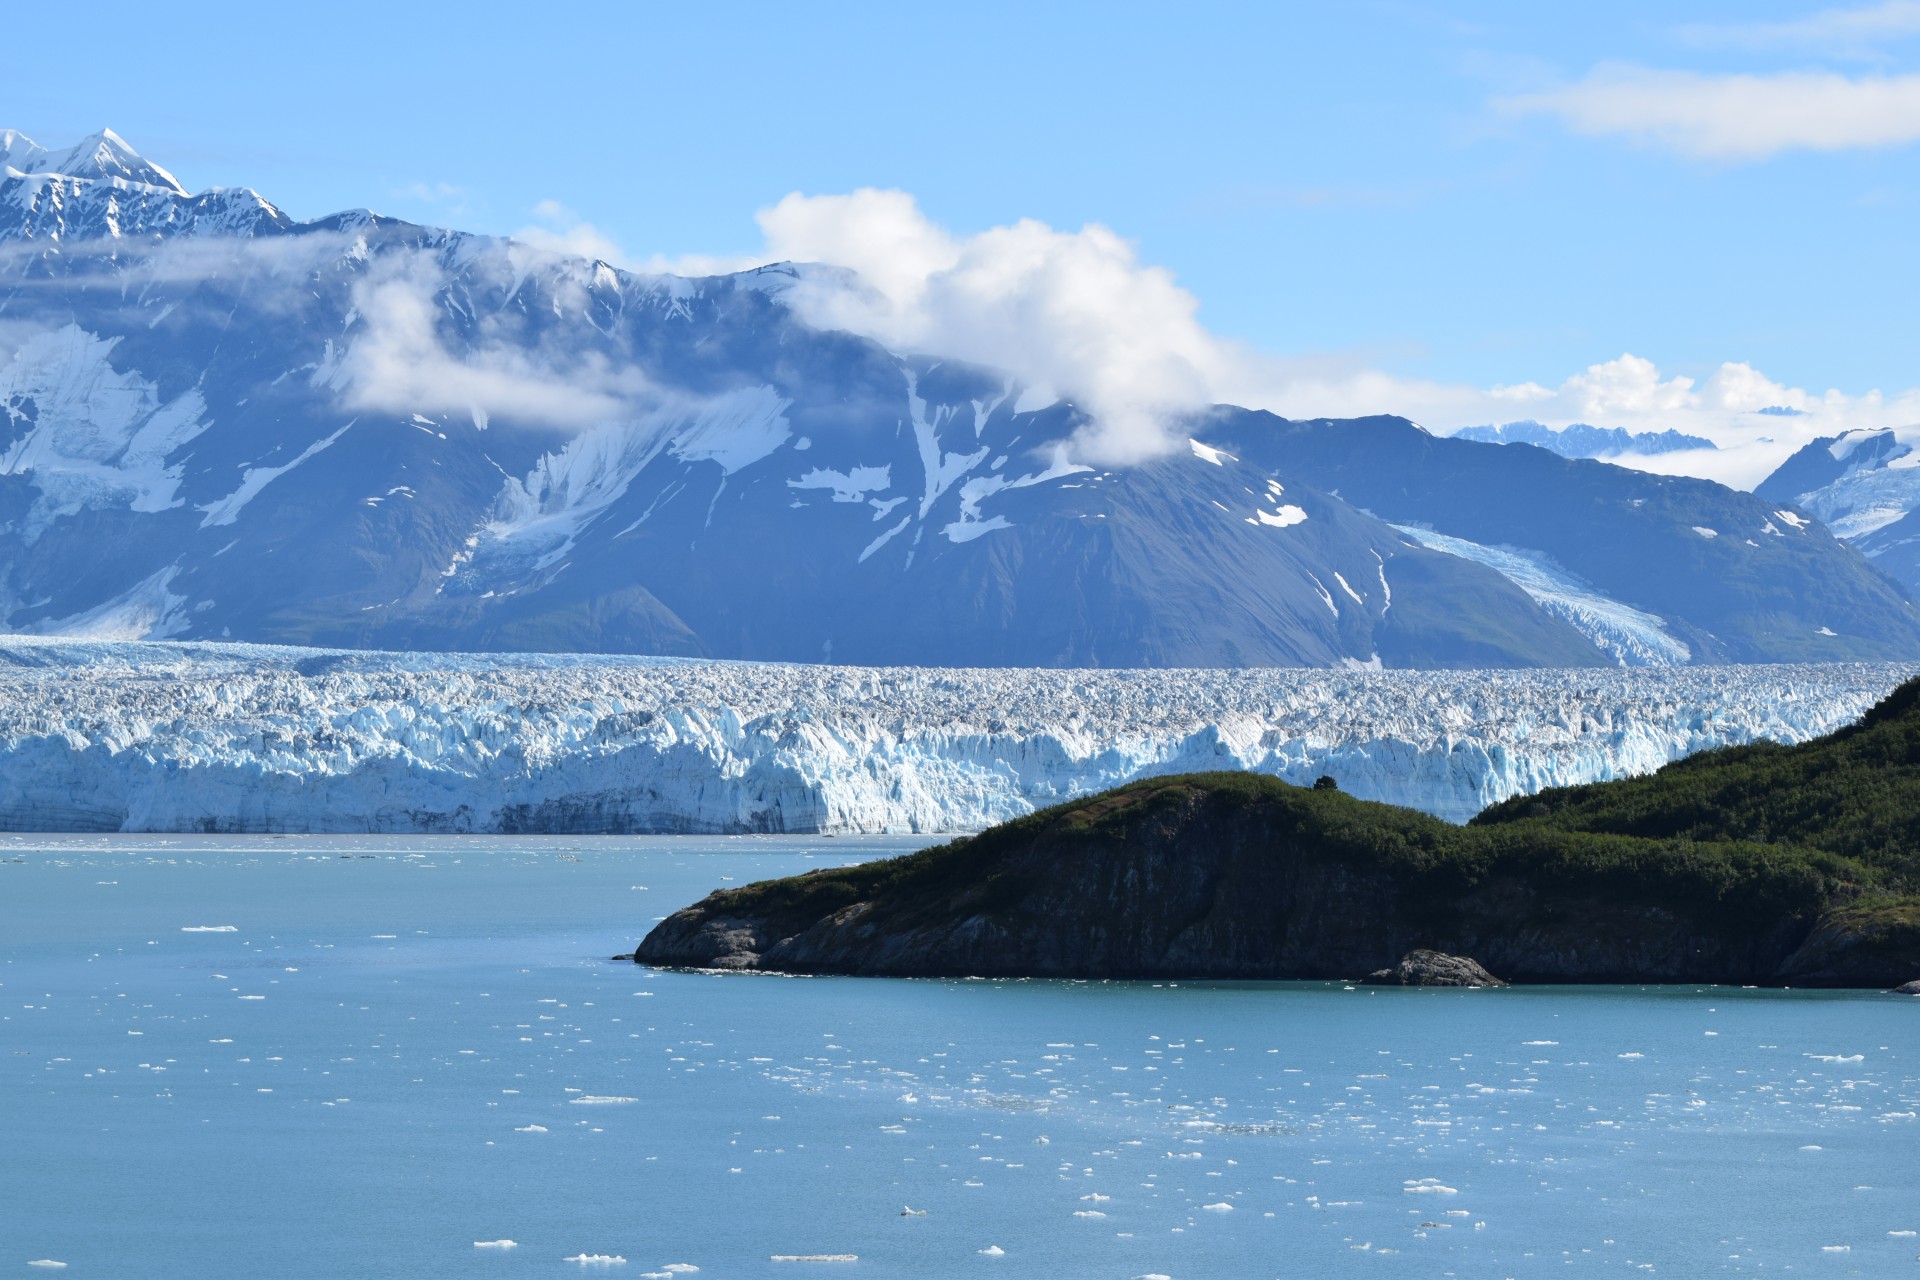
[635,680,1920,987]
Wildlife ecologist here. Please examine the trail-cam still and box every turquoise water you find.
[3,835,1916,1279]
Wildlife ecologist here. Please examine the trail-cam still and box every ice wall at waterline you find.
[0,638,1908,832]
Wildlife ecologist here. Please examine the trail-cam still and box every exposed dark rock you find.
[635,774,1915,986]
[1895,980,1920,995]
[1362,949,1506,987]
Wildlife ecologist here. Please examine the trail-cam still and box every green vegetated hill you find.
[635,681,1920,986]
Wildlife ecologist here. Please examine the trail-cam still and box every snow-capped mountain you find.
[1758,427,1920,597]
[2,129,1915,667]
[0,637,1903,831]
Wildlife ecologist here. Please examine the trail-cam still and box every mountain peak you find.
[0,127,187,196]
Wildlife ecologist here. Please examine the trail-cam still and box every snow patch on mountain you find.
[789,465,892,503]
[30,569,190,641]
[1394,524,1691,666]
[666,385,792,473]
[0,639,1900,832]
[475,386,790,574]
[0,325,211,538]
[199,422,354,527]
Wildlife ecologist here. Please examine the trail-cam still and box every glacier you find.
[1390,524,1693,666]
[0,636,1908,833]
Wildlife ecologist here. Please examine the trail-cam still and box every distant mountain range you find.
[1450,420,1716,458]
[2,129,1916,668]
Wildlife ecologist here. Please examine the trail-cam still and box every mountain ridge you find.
[1,128,1915,668]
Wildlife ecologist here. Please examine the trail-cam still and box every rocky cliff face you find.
[635,774,1919,985]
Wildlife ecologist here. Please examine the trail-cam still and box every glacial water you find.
[3,836,1915,1279]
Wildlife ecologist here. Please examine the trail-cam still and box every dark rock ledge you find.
[1361,950,1507,988]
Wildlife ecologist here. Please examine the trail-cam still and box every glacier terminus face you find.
[0,637,1908,833]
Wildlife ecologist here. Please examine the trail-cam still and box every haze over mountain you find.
[1450,420,1716,460]
[3,129,1917,667]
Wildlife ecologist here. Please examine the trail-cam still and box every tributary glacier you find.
[0,638,1911,832]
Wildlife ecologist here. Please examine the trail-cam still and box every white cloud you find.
[1501,64,1920,158]
[507,189,1279,464]
[571,187,1920,483]
[1677,1,1920,55]
[1280,353,1920,490]
[332,252,652,428]
[362,186,1920,489]
[511,199,632,267]
[759,189,1222,464]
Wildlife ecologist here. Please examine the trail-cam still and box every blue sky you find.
[7,0,1920,482]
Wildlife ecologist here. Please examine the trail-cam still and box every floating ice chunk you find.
[27,1263,67,1270]
[661,1268,698,1274]
[564,1255,627,1265]
[1073,1210,1107,1218]
[570,1095,639,1104]
[770,1256,857,1262]
[181,925,238,932]
[1617,1053,1644,1060]
[1201,1202,1233,1212]
[1403,1180,1458,1195]
[474,1240,517,1249]
[1521,1040,1558,1046]
[513,1125,548,1133]
[978,1245,1005,1256]
[1134,1274,1172,1280]
[1806,1054,1864,1064]
[1821,1245,1850,1252]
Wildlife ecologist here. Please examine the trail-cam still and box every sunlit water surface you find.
[3,835,1915,1279]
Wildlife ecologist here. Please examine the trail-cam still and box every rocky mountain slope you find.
[1758,427,1920,598]
[636,678,1920,986]
[2,129,1916,666]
